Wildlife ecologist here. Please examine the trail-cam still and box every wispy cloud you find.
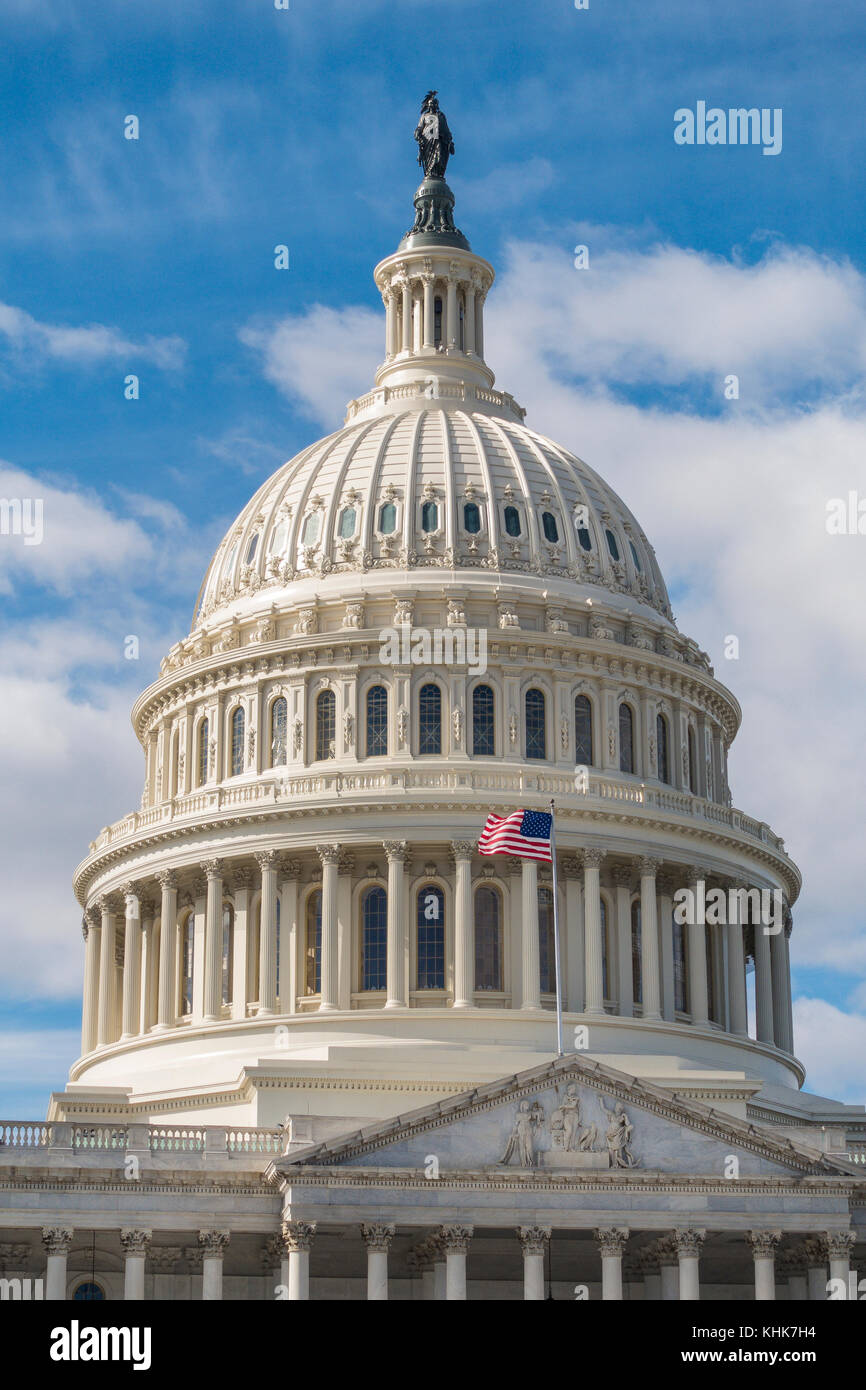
[0,301,186,370]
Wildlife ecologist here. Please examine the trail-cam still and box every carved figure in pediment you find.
[599,1099,638,1168]
[550,1083,598,1152]
[500,1099,544,1167]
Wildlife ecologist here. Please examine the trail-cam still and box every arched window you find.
[463,501,481,534]
[504,505,521,537]
[474,886,502,992]
[631,899,643,1006]
[245,533,259,565]
[305,890,322,995]
[361,886,387,992]
[657,712,670,784]
[366,685,388,757]
[339,506,356,539]
[629,539,642,572]
[197,718,209,787]
[73,1282,105,1301]
[673,912,688,1013]
[378,501,397,535]
[221,903,234,1006]
[421,500,438,533]
[538,886,556,994]
[301,513,321,545]
[271,697,287,767]
[601,897,610,1000]
[577,524,592,551]
[605,529,620,562]
[419,683,442,755]
[575,694,593,766]
[687,726,698,794]
[417,886,445,990]
[619,703,634,774]
[542,511,559,543]
[525,688,546,760]
[472,684,495,756]
[230,707,245,777]
[180,913,194,1017]
[316,690,336,761]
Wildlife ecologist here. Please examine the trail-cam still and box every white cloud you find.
[792,998,866,1106]
[0,301,186,371]
[240,304,381,424]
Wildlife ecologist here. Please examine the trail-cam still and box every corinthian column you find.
[155,869,177,1029]
[384,841,408,1008]
[42,1227,73,1301]
[81,910,100,1054]
[256,850,279,1016]
[770,924,789,1051]
[422,275,434,349]
[121,886,142,1040]
[686,868,709,1027]
[202,859,224,1023]
[595,1227,628,1300]
[317,845,340,1011]
[753,915,774,1045]
[675,1229,705,1300]
[824,1230,856,1295]
[283,1221,316,1301]
[748,1229,780,1301]
[582,849,607,1015]
[440,1225,473,1300]
[452,841,475,1008]
[518,1226,550,1301]
[198,1230,229,1301]
[97,895,117,1046]
[401,280,412,352]
[726,880,748,1037]
[521,857,540,1009]
[638,857,662,1021]
[361,1223,395,1300]
[121,1228,151,1300]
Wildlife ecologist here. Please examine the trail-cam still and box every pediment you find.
[283,1054,855,1179]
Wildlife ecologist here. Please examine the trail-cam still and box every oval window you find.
[542,511,559,544]
[245,534,259,565]
[629,539,642,572]
[605,529,620,561]
[504,505,521,537]
[463,501,481,534]
[577,526,592,551]
[379,502,397,535]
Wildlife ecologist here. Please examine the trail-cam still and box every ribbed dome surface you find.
[194,403,672,631]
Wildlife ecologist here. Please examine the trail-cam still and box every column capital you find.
[594,1227,629,1257]
[360,1222,396,1252]
[155,868,178,892]
[581,847,606,870]
[316,844,341,866]
[198,1230,230,1257]
[97,893,121,915]
[747,1229,781,1259]
[83,905,100,932]
[122,886,141,915]
[450,840,475,861]
[655,1235,679,1267]
[686,864,711,887]
[383,840,408,864]
[517,1225,551,1256]
[201,859,224,881]
[823,1230,856,1260]
[41,1227,74,1256]
[255,850,279,872]
[637,855,662,877]
[674,1229,706,1258]
[439,1224,473,1254]
[281,1220,317,1253]
[120,1228,152,1256]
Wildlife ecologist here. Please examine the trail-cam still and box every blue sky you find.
[2,0,866,1115]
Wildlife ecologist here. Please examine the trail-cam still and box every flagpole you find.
[549,798,564,1057]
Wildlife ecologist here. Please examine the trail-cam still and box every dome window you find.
[504,505,521,538]
[541,511,559,544]
[302,513,321,545]
[361,886,388,992]
[339,506,357,539]
[657,712,670,784]
[245,534,259,565]
[315,690,336,761]
[525,688,547,760]
[378,501,397,535]
[619,702,635,774]
[629,539,642,572]
[419,683,442,755]
[270,519,289,555]
[463,501,481,534]
[421,500,439,533]
[577,526,592,551]
[434,296,443,346]
[605,529,621,562]
[230,707,245,777]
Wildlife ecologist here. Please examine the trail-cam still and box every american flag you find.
[478,809,553,861]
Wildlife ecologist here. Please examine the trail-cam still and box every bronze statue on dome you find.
[415,91,455,179]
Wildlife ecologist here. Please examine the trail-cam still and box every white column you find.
[825,1231,855,1295]
[783,917,795,1054]
[613,866,633,1016]
[770,925,789,1051]
[446,276,458,349]
[283,1221,316,1301]
[202,859,224,1023]
[754,917,775,1045]
[638,858,662,1020]
[81,910,100,1054]
[199,1230,229,1300]
[726,884,748,1036]
[42,1227,73,1301]
[475,290,485,358]
[452,841,475,1008]
[279,862,300,1014]
[139,899,157,1033]
[155,869,177,1029]
[422,276,434,348]
[804,1237,827,1300]
[412,286,422,353]
[749,1230,780,1301]
[317,845,340,1011]
[687,870,709,1027]
[121,1228,151,1300]
[230,866,252,1019]
[385,289,396,357]
[596,1227,628,1300]
[441,1225,472,1300]
[384,841,408,1008]
[464,284,476,353]
[518,1226,549,1300]
[521,858,540,1009]
[401,281,412,352]
[361,1223,395,1300]
[675,1229,704,1301]
[658,1238,679,1300]
[583,849,606,1015]
[256,850,279,1015]
[564,861,584,1013]
[658,873,676,1021]
[121,887,142,1039]
[97,896,117,1046]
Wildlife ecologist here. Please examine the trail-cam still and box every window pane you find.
[270,519,288,555]
[525,688,546,760]
[198,718,209,786]
[605,529,620,561]
[271,698,287,766]
[305,890,322,994]
[577,526,592,551]
[631,901,643,1005]
[302,513,320,545]
[181,917,194,1016]
[379,502,397,535]
[629,539,641,572]
[419,683,442,755]
[316,691,336,761]
[472,684,495,756]
[231,708,245,776]
[542,511,559,543]
[474,887,501,991]
[361,886,388,991]
[417,886,445,990]
[619,703,634,774]
[339,506,356,539]
[673,912,688,1012]
[421,500,438,533]
[366,685,388,757]
[538,886,556,994]
[245,534,259,565]
[463,501,481,534]
[575,695,593,766]
[504,505,521,537]
[656,712,669,784]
